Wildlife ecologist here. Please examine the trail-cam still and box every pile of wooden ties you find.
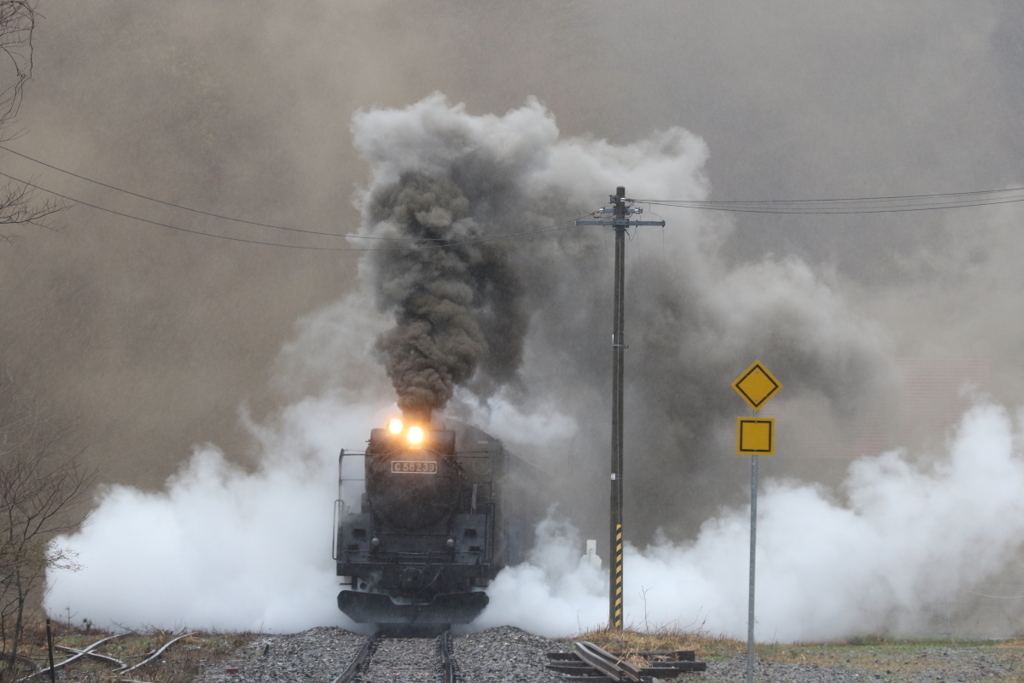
[546,641,707,682]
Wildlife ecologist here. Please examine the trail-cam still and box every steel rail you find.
[438,630,457,683]
[117,632,192,673]
[574,641,643,683]
[17,634,126,681]
[331,633,379,683]
[55,645,126,668]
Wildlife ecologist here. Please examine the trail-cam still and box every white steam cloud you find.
[45,397,389,632]
[475,403,1024,641]
[47,397,1024,638]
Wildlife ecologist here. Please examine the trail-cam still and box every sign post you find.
[731,361,782,683]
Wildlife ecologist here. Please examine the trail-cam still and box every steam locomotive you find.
[333,410,540,625]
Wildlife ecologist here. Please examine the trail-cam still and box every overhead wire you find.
[0,144,442,241]
[9,144,1024,245]
[634,186,1024,215]
[0,170,582,251]
[10,143,1024,220]
[0,170,370,251]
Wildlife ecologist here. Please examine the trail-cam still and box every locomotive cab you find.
[334,415,495,625]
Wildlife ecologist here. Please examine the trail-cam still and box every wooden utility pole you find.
[577,187,665,628]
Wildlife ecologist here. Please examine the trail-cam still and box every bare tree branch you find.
[0,0,33,131]
[0,4,83,675]
[0,372,94,682]
[0,1,66,245]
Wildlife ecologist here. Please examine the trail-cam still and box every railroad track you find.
[333,630,460,683]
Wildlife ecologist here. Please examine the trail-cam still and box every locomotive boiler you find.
[333,411,537,625]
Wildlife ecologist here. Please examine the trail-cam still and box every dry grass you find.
[570,626,1024,680]
[13,619,1024,682]
[571,625,745,663]
[7,620,257,683]
[997,638,1024,648]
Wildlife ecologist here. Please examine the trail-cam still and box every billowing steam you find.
[44,399,361,633]
[475,403,1024,641]
[45,393,1024,639]
[43,94,1024,641]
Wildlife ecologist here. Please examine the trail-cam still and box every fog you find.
[15,1,1024,638]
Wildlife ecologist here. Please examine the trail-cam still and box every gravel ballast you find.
[194,626,1024,683]
[456,625,568,683]
[195,627,367,683]
[361,637,438,683]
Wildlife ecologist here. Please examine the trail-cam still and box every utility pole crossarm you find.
[575,219,666,226]
[576,195,665,228]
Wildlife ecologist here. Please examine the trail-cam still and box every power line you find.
[0,170,581,251]
[10,143,1024,222]
[0,145,439,241]
[634,186,1024,215]
[0,171,369,251]
[650,185,1024,204]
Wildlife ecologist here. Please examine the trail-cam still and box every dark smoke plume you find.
[365,172,526,415]
[348,94,905,548]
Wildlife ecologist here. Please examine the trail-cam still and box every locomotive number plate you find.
[391,460,438,474]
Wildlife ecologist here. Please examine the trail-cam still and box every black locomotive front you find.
[334,414,495,625]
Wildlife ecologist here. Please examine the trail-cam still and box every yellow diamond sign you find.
[732,361,782,411]
[737,417,775,455]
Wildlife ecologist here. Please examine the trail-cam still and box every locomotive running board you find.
[338,590,489,624]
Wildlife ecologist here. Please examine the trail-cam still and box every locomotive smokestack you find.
[402,405,433,428]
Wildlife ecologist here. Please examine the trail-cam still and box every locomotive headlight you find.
[407,425,425,445]
[387,418,404,435]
